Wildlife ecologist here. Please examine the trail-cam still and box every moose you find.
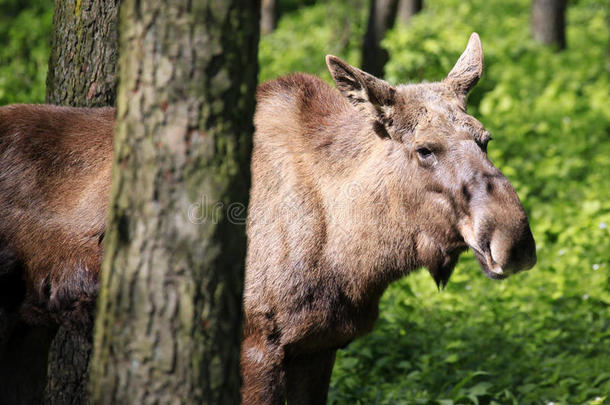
[0,32,534,404]
[241,33,536,403]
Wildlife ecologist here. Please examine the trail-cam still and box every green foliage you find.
[267,0,610,403]
[259,0,367,83]
[0,0,53,104]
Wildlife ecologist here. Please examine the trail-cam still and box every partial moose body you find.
[0,105,114,329]
[242,34,536,404]
[0,35,535,405]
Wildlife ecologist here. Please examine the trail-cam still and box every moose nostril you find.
[490,224,536,273]
[486,181,494,194]
[462,186,471,203]
[516,227,537,270]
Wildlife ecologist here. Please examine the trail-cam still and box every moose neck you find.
[310,111,423,304]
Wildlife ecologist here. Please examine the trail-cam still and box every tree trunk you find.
[397,0,422,24]
[261,0,277,35]
[532,0,567,50]
[43,329,93,405]
[0,0,119,403]
[45,1,120,402]
[362,0,399,77]
[90,0,259,403]
[46,0,119,107]
[42,1,119,404]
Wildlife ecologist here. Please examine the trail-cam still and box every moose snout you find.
[488,217,537,275]
[469,214,537,279]
[464,171,537,278]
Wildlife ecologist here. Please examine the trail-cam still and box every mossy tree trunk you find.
[46,0,119,107]
[90,0,259,403]
[45,2,120,402]
[362,0,399,77]
[0,1,120,404]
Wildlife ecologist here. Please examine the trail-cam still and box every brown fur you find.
[0,104,114,330]
[242,34,536,403]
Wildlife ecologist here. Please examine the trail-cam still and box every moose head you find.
[325,33,536,287]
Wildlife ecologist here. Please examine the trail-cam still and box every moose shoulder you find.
[242,33,536,404]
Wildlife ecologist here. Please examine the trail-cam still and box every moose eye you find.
[415,146,437,166]
[416,147,433,159]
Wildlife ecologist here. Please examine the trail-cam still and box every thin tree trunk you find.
[43,329,93,405]
[532,0,567,50]
[362,0,399,77]
[261,0,277,35]
[46,0,119,107]
[44,1,119,404]
[90,0,259,403]
[397,0,422,24]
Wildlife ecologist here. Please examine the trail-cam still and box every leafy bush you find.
[0,0,53,105]
[259,0,367,83]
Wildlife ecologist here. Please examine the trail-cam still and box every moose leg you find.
[285,349,337,405]
[241,333,286,404]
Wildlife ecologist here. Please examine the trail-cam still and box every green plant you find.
[0,0,53,104]
[259,1,367,83]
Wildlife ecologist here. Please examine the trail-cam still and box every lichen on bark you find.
[46,0,119,107]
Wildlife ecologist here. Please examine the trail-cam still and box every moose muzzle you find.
[460,170,537,279]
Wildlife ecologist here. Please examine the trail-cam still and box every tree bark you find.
[45,1,119,403]
[43,328,93,405]
[0,0,119,403]
[531,0,567,50]
[44,1,119,404]
[46,0,119,106]
[397,0,422,24]
[261,0,277,35]
[362,0,399,77]
[90,0,259,403]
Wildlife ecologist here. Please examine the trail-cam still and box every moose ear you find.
[326,55,396,116]
[445,33,484,96]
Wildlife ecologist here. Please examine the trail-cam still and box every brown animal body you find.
[242,34,536,403]
[0,105,114,330]
[0,34,535,405]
